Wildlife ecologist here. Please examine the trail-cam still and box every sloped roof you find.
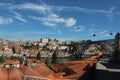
[0,67,8,80]
[4,60,14,64]
[32,65,55,77]
[47,74,64,80]
[14,61,20,64]
[20,66,44,77]
[27,59,33,63]
[8,67,24,80]
[50,59,97,79]
[4,60,20,65]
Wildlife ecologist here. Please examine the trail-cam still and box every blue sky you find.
[0,0,120,41]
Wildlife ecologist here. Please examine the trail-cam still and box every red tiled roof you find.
[33,59,42,63]
[0,51,103,80]
[13,61,20,64]
[8,67,24,80]
[46,74,55,79]
[27,59,33,63]
[4,60,20,65]
[4,60,14,64]
[67,63,89,72]
[32,65,55,77]
[27,59,43,63]
[20,66,44,77]
[47,74,64,80]
[50,59,97,80]
[0,67,8,80]
[55,72,66,77]
[50,64,68,73]
[39,62,46,66]
[85,57,97,61]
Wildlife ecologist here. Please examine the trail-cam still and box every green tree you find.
[12,46,16,54]
[10,56,14,60]
[0,56,4,63]
[36,52,41,60]
[51,51,58,64]
[19,57,23,64]
[45,57,49,66]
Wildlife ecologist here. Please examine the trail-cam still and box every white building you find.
[58,46,68,50]
[58,41,64,45]
[65,41,72,45]
[39,43,46,47]
[41,38,50,44]
[4,60,20,68]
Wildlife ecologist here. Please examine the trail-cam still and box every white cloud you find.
[29,15,56,27]
[2,2,117,26]
[43,21,56,27]
[10,3,119,19]
[89,28,111,38]
[66,18,76,27]
[29,14,76,27]
[15,16,26,22]
[89,28,101,35]
[99,30,109,34]
[1,2,117,27]
[11,3,51,15]
[1,2,119,21]
[105,7,116,22]
[98,29,114,39]
[88,28,113,41]
[10,10,26,22]
[9,3,77,27]
[28,15,40,20]
[55,6,118,22]
[41,14,65,23]
[0,17,13,24]
[74,26,85,32]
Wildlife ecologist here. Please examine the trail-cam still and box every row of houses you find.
[4,59,43,68]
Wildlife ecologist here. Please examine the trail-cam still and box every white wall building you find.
[41,38,50,44]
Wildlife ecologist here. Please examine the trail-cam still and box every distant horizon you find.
[0,0,120,41]
[0,36,115,42]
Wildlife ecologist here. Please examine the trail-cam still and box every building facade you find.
[40,38,50,44]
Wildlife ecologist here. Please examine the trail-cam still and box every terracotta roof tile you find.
[0,67,8,80]
[36,60,41,63]
[0,52,101,80]
[47,74,64,80]
[13,61,20,64]
[8,67,24,80]
[27,59,33,62]
[50,59,97,80]
[39,62,46,66]
[4,60,14,64]
[32,65,55,77]
[50,64,68,73]
[20,66,43,77]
